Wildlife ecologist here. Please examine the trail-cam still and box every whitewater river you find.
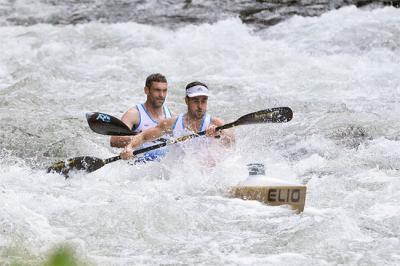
[1,4,400,265]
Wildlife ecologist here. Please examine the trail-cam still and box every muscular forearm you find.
[141,127,163,143]
[110,136,133,148]
[127,127,163,149]
[120,119,172,160]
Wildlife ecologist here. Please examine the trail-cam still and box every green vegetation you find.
[3,245,88,266]
[43,246,81,266]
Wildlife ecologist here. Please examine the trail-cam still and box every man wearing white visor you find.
[121,81,234,161]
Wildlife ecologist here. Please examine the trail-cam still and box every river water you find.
[1,2,400,265]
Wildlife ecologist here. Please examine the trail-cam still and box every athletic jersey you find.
[172,113,211,138]
[132,103,172,162]
[171,113,213,158]
[171,113,232,168]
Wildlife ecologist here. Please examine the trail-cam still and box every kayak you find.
[229,163,306,213]
[48,108,293,177]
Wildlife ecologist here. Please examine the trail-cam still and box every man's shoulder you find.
[125,106,140,115]
[121,106,140,125]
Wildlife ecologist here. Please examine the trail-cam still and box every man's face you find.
[186,96,208,119]
[145,82,168,108]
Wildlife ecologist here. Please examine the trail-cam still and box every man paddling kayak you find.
[121,81,234,161]
[111,73,173,162]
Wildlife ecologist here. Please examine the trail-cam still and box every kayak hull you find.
[229,184,307,213]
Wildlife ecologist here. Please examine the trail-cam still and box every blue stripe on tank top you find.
[172,116,179,131]
[199,113,206,131]
[163,105,170,118]
[141,104,159,124]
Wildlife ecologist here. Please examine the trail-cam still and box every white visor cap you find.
[186,85,209,97]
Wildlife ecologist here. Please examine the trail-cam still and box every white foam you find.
[1,5,400,265]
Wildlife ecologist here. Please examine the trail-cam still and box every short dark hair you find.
[185,81,208,91]
[145,73,167,88]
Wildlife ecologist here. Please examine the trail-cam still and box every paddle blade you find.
[86,112,135,136]
[236,107,293,125]
[47,156,106,177]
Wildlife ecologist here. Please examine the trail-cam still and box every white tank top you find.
[172,113,211,138]
[132,104,172,133]
[171,113,213,158]
[132,103,172,162]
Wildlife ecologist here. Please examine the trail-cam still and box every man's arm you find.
[209,117,235,147]
[120,118,175,160]
[110,108,139,148]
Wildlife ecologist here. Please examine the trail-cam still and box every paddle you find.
[86,112,168,142]
[47,107,293,178]
[86,112,135,136]
[86,107,291,136]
